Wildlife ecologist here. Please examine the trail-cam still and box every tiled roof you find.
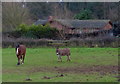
[34,19,48,25]
[34,19,111,28]
[56,19,111,28]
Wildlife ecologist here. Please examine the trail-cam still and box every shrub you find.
[15,24,59,39]
[17,24,29,33]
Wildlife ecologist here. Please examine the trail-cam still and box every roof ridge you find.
[56,19,110,21]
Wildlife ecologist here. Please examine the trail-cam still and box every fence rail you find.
[2,37,120,48]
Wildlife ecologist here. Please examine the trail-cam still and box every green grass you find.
[2,48,118,82]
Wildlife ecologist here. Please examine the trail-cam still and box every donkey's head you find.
[56,47,59,55]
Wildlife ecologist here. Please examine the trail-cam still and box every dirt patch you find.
[55,65,118,74]
[29,65,118,74]
[3,68,26,74]
[42,74,65,79]
[3,65,118,74]
[29,67,54,73]
[25,78,32,81]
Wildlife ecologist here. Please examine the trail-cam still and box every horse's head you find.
[15,44,20,55]
[15,44,20,50]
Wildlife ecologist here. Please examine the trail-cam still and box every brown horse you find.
[15,44,26,65]
[56,47,71,62]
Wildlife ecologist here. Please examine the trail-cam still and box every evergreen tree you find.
[74,9,93,20]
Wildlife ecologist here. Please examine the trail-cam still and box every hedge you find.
[3,24,59,39]
[2,37,119,48]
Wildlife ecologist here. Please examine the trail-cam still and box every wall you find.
[103,23,112,30]
[49,21,73,34]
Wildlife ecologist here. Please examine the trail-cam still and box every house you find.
[34,16,113,38]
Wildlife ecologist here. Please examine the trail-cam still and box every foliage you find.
[3,2,119,32]
[27,2,52,20]
[2,2,31,32]
[26,2,119,21]
[74,9,93,20]
[16,24,59,39]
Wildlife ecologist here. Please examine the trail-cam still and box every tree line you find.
[2,2,120,35]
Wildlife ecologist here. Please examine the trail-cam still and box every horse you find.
[15,44,26,65]
[56,47,71,62]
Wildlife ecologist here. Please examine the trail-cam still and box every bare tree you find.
[52,3,63,19]
[51,3,73,39]
[2,2,31,32]
[108,8,118,21]
[63,3,73,19]
[52,3,73,19]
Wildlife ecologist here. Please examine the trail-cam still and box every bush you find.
[15,24,59,39]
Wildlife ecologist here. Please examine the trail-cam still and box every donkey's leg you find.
[69,56,71,61]
[67,55,71,61]
[67,56,69,61]
[58,56,60,62]
[58,55,62,62]
[59,56,62,62]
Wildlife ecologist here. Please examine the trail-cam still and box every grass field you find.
[2,47,118,82]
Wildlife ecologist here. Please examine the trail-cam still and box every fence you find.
[2,37,119,48]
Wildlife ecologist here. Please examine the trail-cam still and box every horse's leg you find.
[17,55,21,65]
[22,54,25,64]
[20,56,22,63]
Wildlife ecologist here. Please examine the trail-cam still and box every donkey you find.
[56,47,71,62]
[15,44,26,65]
